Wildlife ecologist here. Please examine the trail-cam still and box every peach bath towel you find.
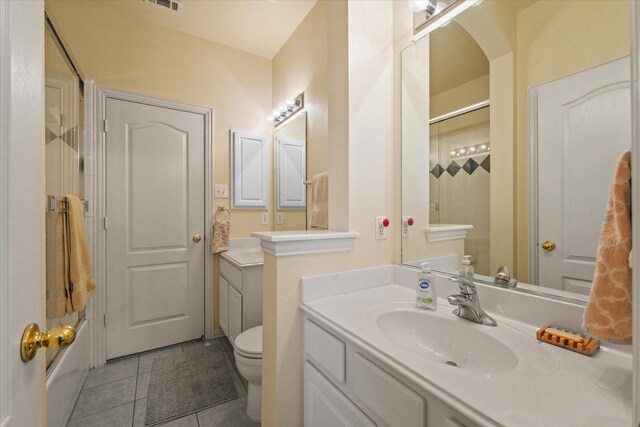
[583,151,632,344]
[310,172,328,229]
[211,218,230,254]
[51,195,96,316]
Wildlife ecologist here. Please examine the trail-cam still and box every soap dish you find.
[536,324,599,356]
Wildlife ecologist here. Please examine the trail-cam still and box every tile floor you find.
[67,336,259,427]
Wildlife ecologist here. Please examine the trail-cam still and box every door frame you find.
[528,87,540,287]
[90,85,214,367]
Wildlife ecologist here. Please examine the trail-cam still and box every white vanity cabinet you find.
[303,317,483,427]
[218,255,263,345]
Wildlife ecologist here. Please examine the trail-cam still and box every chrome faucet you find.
[494,266,518,288]
[447,277,498,327]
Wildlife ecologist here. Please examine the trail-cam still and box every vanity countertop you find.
[301,281,632,426]
[220,249,264,268]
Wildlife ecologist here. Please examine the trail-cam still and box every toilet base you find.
[246,382,262,422]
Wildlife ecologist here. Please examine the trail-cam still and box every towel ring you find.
[215,206,231,220]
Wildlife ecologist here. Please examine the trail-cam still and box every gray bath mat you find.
[145,340,238,426]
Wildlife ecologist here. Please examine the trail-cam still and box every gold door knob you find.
[21,323,76,362]
[193,234,202,242]
[541,241,556,252]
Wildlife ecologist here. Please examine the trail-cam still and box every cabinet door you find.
[228,285,243,344]
[219,276,229,335]
[231,130,268,209]
[305,362,375,427]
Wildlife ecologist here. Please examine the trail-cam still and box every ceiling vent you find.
[144,0,183,14]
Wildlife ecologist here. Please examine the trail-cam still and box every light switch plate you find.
[214,184,229,198]
[261,213,269,225]
[277,212,284,224]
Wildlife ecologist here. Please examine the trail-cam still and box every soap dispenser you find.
[460,255,474,278]
[416,262,437,310]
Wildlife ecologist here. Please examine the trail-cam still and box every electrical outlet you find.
[261,213,269,225]
[402,216,414,238]
[276,212,284,224]
[375,216,389,240]
[214,184,228,198]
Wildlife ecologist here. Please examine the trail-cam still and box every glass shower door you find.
[44,19,84,369]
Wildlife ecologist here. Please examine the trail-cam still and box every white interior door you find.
[105,98,205,359]
[1,1,44,425]
[534,56,630,294]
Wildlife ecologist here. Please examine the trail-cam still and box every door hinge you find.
[103,314,107,327]
[103,217,108,230]
[103,119,108,133]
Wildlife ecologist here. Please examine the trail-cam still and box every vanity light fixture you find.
[268,92,304,127]
[449,142,490,159]
[412,0,483,42]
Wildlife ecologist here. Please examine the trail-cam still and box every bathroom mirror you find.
[401,0,631,300]
[272,112,308,231]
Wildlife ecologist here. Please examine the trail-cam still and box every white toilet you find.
[234,325,263,422]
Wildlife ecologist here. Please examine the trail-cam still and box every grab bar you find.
[46,195,88,213]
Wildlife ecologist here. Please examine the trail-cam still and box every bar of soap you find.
[545,327,584,343]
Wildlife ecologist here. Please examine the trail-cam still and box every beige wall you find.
[430,74,489,119]
[262,1,402,425]
[514,0,630,281]
[272,0,329,230]
[402,35,449,263]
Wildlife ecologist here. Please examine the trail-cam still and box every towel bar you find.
[46,195,89,213]
[215,206,231,220]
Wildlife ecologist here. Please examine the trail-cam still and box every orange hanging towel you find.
[583,151,632,344]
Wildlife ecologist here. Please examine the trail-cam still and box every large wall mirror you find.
[273,112,308,230]
[401,0,630,299]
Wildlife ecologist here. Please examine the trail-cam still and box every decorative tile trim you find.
[430,155,490,179]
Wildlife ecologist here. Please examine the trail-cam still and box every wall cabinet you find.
[218,256,263,346]
[303,318,485,427]
[231,130,268,209]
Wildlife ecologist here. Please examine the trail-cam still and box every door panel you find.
[129,124,189,251]
[277,138,306,209]
[219,276,229,335]
[535,57,630,292]
[228,285,242,344]
[128,262,189,325]
[231,130,268,209]
[106,98,205,359]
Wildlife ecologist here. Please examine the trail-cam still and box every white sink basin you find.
[374,308,518,375]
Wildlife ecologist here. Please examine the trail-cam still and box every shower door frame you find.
[89,85,214,367]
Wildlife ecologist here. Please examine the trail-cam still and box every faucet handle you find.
[449,276,476,295]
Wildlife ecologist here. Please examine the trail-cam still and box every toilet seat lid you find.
[235,325,262,356]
